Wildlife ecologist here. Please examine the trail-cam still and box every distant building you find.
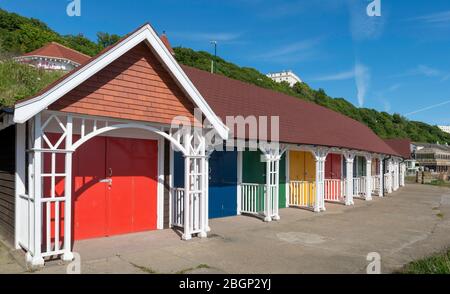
[414,143,450,173]
[438,125,450,134]
[266,70,302,87]
[384,138,418,176]
[14,42,91,71]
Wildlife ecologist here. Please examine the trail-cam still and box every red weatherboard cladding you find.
[49,42,195,125]
[182,65,399,156]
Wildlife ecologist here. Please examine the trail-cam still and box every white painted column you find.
[400,162,406,187]
[204,153,211,232]
[237,150,242,215]
[15,123,26,249]
[182,134,192,240]
[396,161,400,190]
[62,115,74,262]
[260,146,282,221]
[365,155,373,201]
[285,150,290,208]
[313,149,327,212]
[378,159,384,197]
[392,160,396,191]
[198,152,207,238]
[30,114,44,266]
[264,154,272,222]
[387,159,393,194]
[344,152,355,206]
[393,160,399,191]
[273,158,280,221]
[169,146,174,227]
[156,138,165,230]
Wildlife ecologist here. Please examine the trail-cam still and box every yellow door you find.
[304,152,316,181]
[289,151,316,206]
[289,151,302,181]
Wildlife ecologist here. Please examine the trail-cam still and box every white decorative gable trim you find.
[13,24,229,139]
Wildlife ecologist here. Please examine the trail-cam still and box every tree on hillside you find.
[63,34,100,56]
[97,32,121,49]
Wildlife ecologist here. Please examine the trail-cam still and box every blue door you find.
[173,150,238,219]
[209,150,238,218]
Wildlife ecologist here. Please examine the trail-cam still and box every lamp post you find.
[210,40,217,73]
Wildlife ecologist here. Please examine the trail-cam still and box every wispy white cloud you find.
[171,31,244,43]
[257,1,305,18]
[414,65,442,77]
[312,62,370,107]
[312,69,355,81]
[382,100,391,112]
[391,65,448,80]
[355,62,370,107]
[373,84,401,113]
[386,83,401,92]
[253,0,344,19]
[409,10,450,26]
[254,38,322,63]
[405,99,450,116]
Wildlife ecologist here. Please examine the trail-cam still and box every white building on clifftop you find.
[438,126,450,134]
[267,70,302,87]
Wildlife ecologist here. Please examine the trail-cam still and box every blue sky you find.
[2,0,450,126]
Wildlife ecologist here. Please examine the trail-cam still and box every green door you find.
[242,150,286,209]
[242,150,265,184]
[279,153,286,209]
[353,156,366,177]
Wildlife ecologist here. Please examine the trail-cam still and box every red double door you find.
[324,154,343,200]
[325,154,342,179]
[72,136,158,240]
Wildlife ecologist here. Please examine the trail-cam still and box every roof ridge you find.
[183,65,402,157]
[48,41,91,58]
[182,65,374,125]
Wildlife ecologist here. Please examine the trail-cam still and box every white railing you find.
[171,188,185,228]
[324,179,346,202]
[189,191,202,234]
[240,183,265,215]
[289,181,316,209]
[42,196,67,257]
[371,175,381,194]
[171,187,202,233]
[17,194,34,255]
[353,177,366,197]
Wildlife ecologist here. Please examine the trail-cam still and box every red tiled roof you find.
[182,65,399,156]
[14,26,401,157]
[384,139,412,159]
[22,42,91,65]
